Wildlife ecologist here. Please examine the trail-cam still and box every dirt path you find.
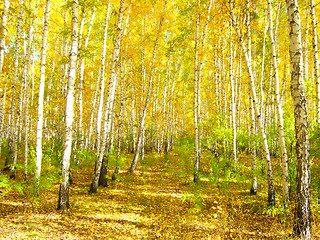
[0,154,317,239]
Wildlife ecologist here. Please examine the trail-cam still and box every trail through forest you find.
[0,0,319,238]
[1,151,319,239]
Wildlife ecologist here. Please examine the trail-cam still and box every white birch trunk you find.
[96,1,111,153]
[6,0,23,177]
[0,0,10,159]
[267,0,289,208]
[249,92,257,194]
[286,0,311,238]
[162,54,171,153]
[78,7,95,150]
[35,0,51,196]
[89,0,125,192]
[24,0,38,181]
[130,84,136,153]
[193,0,201,183]
[260,13,268,127]
[167,53,182,152]
[139,17,147,160]
[61,0,68,98]
[230,42,237,169]
[87,65,100,149]
[230,0,275,206]
[0,0,9,79]
[129,0,168,172]
[58,0,78,210]
[113,66,126,179]
[194,0,211,181]
[311,0,320,124]
[303,0,309,82]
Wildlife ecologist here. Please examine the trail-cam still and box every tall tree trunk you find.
[96,0,111,153]
[230,42,237,170]
[249,92,257,194]
[167,53,182,153]
[6,0,23,176]
[61,0,69,98]
[78,6,95,151]
[162,53,171,154]
[113,65,126,180]
[0,0,9,78]
[303,0,310,82]
[24,0,39,181]
[230,0,275,206]
[89,0,125,193]
[286,0,311,238]
[0,0,10,159]
[130,84,136,153]
[267,0,289,209]
[193,0,201,183]
[194,0,211,181]
[35,0,51,196]
[129,0,168,172]
[87,65,99,150]
[99,2,130,186]
[311,0,320,124]
[58,0,78,210]
[139,16,146,161]
[260,12,268,128]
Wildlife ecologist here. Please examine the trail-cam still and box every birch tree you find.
[35,0,51,196]
[78,6,95,151]
[267,0,289,208]
[0,0,9,158]
[311,0,320,124]
[249,92,257,194]
[129,0,168,172]
[5,0,23,177]
[0,0,9,78]
[286,0,311,238]
[89,0,125,193]
[229,0,275,206]
[193,0,201,182]
[95,0,111,153]
[58,0,78,210]
[24,0,39,181]
[230,42,237,170]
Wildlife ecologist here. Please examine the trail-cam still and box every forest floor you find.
[0,150,320,239]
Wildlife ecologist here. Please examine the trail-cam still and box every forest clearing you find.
[1,148,320,239]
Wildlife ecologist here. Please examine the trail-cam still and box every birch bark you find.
[311,0,320,124]
[24,0,38,181]
[230,0,275,206]
[194,0,211,181]
[0,0,9,159]
[286,0,311,238]
[267,0,289,208]
[193,0,200,183]
[113,66,126,180]
[0,0,9,78]
[129,0,168,172]
[6,0,23,177]
[96,1,111,153]
[35,0,51,195]
[58,0,78,210]
[78,7,95,150]
[303,0,309,82]
[89,0,125,193]
[249,92,257,194]
[230,42,237,169]
[162,54,171,154]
